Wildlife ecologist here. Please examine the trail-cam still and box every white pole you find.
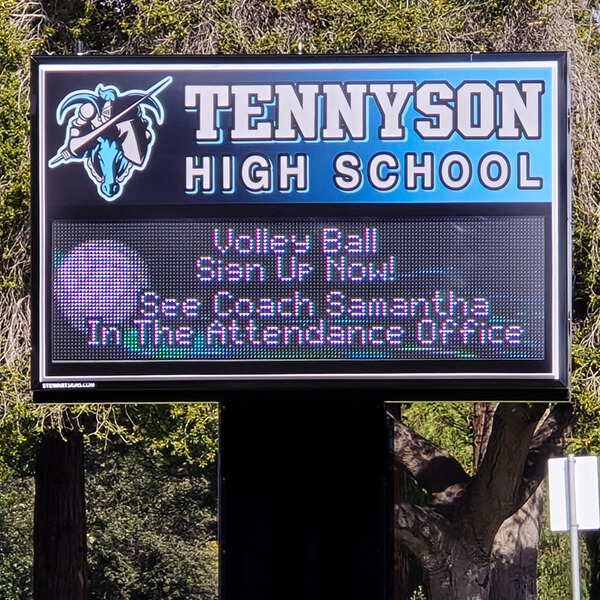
[568,454,581,600]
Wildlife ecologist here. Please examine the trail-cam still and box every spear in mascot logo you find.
[48,76,172,167]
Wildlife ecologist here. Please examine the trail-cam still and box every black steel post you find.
[219,391,389,600]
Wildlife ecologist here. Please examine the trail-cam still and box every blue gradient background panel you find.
[39,59,558,207]
[178,64,555,204]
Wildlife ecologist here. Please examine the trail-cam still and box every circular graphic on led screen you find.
[54,240,148,332]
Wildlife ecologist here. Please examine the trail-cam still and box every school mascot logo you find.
[48,76,172,201]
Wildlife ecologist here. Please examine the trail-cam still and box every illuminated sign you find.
[31,54,570,396]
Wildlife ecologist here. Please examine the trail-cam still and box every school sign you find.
[31,53,571,398]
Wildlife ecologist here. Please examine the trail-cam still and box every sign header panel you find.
[31,54,570,395]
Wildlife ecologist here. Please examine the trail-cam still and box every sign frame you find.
[31,52,571,398]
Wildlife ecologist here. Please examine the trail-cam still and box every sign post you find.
[219,393,389,600]
[548,455,600,600]
[568,455,581,600]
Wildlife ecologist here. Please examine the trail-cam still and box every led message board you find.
[31,53,570,396]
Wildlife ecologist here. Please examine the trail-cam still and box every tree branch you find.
[515,403,573,509]
[390,412,470,495]
[473,403,496,472]
[464,403,547,552]
[391,403,572,565]
[394,502,453,571]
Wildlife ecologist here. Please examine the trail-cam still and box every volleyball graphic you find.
[54,240,148,331]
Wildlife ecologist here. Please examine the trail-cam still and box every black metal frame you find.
[30,52,571,398]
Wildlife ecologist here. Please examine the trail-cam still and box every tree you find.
[84,426,218,600]
[2,0,600,598]
[391,403,572,600]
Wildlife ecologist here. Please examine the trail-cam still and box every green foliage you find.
[0,438,219,600]
[537,529,577,600]
[0,1,39,462]
[41,0,125,54]
[36,0,551,57]
[123,403,219,468]
[40,0,218,55]
[0,473,33,599]
[586,531,600,598]
[0,0,37,479]
[213,0,309,53]
[0,70,29,241]
[86,443,218,600]
[538,497,592,600]
[0,0,38,268]
[402,402,474,473]
[309,0,471,53]
[120,0,210,53]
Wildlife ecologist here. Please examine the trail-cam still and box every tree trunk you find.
[427,546,537,600]
[428,554,492,600]
[388,404,416,600]
[34,427,87,600]
[393,484,413,600]
[472,403,495,473]
[425,488,543,600]
[488,487,542,600]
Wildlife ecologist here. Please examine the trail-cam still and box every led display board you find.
[31,53,571,396]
